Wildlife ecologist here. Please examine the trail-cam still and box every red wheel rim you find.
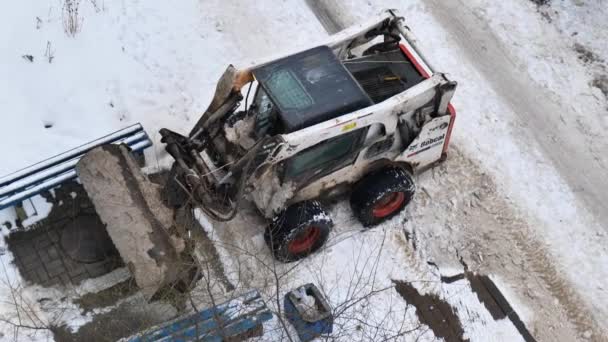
[288,226,321,254]
[372,192,406,218]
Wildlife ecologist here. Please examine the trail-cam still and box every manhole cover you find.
[60,215,116,263]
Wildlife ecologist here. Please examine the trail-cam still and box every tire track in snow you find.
[424,0,608,229]
[495,210,603,341]
[418,149,606,341]
[419,1,608,339]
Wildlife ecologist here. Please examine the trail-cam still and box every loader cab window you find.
[283,128,366,183]
[251,87,278,138]
[252,46,372,133]
[264,69,313,111]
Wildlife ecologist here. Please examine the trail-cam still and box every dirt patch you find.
[405,146,606,341]
[176,206,234,293]
[591,75,608,99]
[529,0,550,6]
[74,279,139,313]
[531,0,558,23]
[393,280,466,342]
[528,0,553,22]
[571,44,608,105]
[574,43,605,65]
[52,294,177,342]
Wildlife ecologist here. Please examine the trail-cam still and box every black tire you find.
[350,167,415,227]
[264,201,333,262]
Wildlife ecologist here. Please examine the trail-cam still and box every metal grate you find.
[353,66,407,103]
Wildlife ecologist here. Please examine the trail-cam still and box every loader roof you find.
[252,46,373,133]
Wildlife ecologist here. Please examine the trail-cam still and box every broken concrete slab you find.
[76,144,194,300]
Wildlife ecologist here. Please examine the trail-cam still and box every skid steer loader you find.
[156,9,457,262]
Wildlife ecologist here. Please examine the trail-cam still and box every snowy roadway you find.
[1,0,607,341]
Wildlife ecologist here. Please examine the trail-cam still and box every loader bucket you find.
[76,144,194,300]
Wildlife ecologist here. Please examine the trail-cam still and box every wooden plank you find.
[156,305,267,341]
[132,291,271,342]
[141,293,262,340]
[166,310,272,342]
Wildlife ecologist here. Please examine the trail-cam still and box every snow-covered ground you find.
[1,0,607,341]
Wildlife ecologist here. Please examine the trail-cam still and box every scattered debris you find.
[469,191,482,208]
[574,43,604,65]
[51,293,177,342]
[89,0,103,13]
[74,279,138,313]
[292,287,320,320]
[529,0,551,6]
[420,186,432,200]
[37,297,52,305]
[458,255,469,271]
[591,75,608,100]
[44,41,55,63]
[439,273,466,284]
[403,228,417,251]
[62,0,83,37]
[43,121,54,129]
[285,284,333,342]
[529,0,555,22]
[539,10,553,23]
[22,54,34,63]
[36,16,42,29]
